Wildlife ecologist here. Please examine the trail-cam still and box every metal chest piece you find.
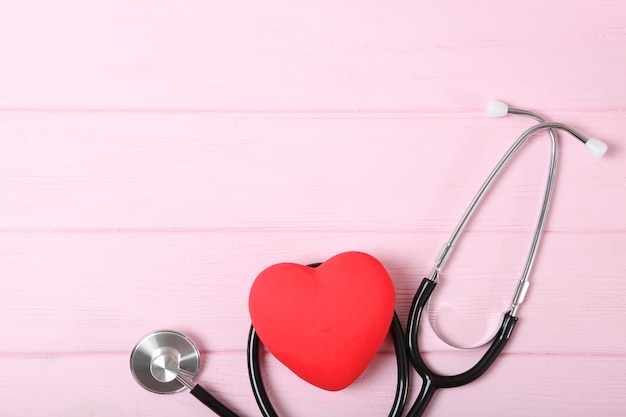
[130,330,201,394]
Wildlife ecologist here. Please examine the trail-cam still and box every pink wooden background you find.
[1,1,625,416]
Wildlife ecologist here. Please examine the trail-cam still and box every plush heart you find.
[248,251,396,391]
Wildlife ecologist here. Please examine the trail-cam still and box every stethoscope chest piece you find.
[130,330,201,394]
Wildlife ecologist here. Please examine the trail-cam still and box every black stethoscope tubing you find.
[405,278,517,417]
[248,312,409,417]
[185,270,517,417]
[186,263,411,417]
[248,262,409,417]
[250,296,516,417]
[134,104,607,416]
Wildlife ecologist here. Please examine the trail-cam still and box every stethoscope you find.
[130,100,608,417]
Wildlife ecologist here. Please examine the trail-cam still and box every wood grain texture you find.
[0,112,622,230]
[0,1,625,111]
[1,0,624,416]
[1,231,624,354]
[2,353,625,417]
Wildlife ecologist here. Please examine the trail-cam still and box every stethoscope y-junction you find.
[130,100,608,417]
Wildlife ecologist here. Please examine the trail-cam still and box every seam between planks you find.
[0,108,624,117]
[2,351,625,358]
[0,228,622,234]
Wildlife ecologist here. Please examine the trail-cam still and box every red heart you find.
[248,251,396,391]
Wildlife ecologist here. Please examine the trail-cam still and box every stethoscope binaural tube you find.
[406,102,608,417]
[427,104,559,348]
[428,103,608,315]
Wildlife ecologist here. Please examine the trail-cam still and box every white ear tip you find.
[486,100,509,117]
[585,138,608,159]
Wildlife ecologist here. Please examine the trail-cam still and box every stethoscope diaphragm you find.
[130,330,201,394]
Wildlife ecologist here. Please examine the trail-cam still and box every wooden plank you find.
[0,352,624,417]
[0,1,625,110]
[1,231,624,354]
[1,2,623,415]
[0,112,621,230]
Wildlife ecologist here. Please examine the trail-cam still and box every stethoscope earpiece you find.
[585,138,608,158]
[130,330,201,394]
[487,99,608,158]
[486,99,509,117]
